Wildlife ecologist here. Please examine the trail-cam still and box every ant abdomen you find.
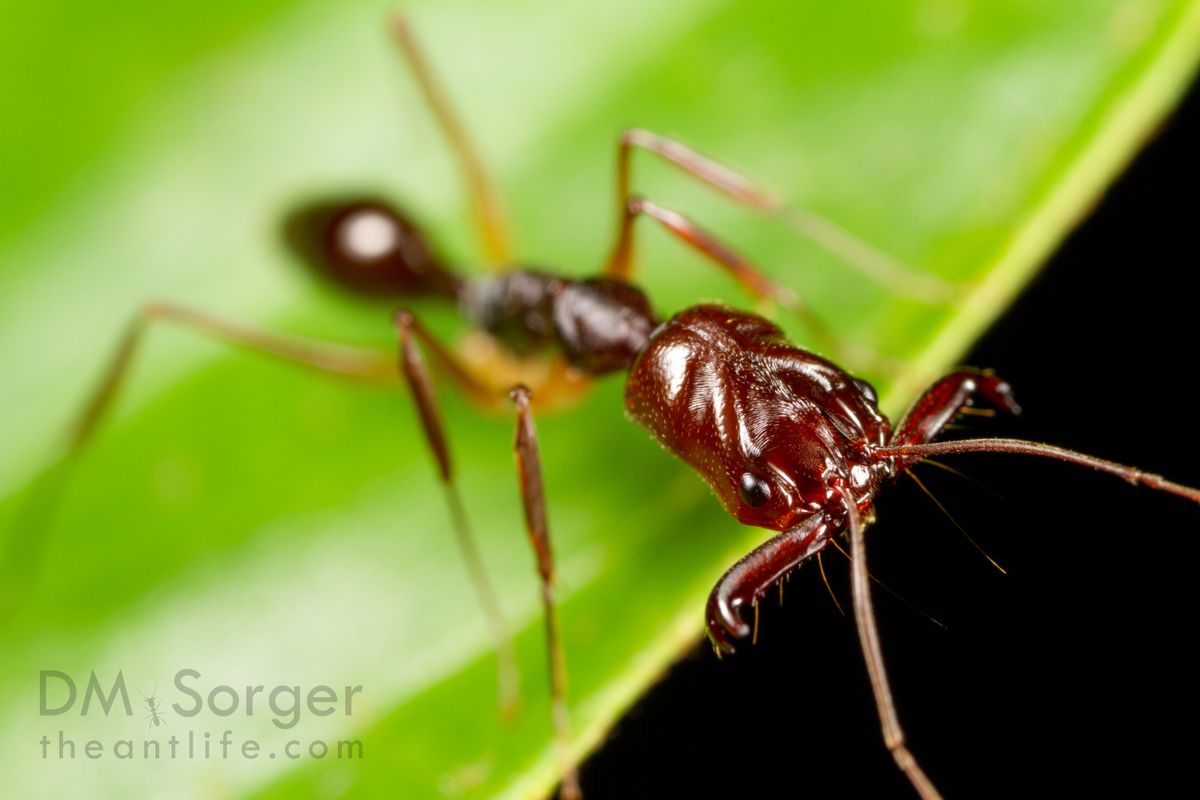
[282,198,462,299]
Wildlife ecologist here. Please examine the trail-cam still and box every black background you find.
[578,80,1200,797]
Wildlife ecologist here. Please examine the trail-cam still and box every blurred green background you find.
[1,0,1197,797]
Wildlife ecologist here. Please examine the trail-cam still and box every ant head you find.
[725,419,841,529]
[722,411,892,530]
[626,305,893,532]
[281,197,460,298]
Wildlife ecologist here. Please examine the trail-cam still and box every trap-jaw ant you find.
[51,15,1200,800]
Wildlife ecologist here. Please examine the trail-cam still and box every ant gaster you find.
[57,16,1200,800]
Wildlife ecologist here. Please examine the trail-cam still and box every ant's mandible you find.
[53,16,1200,800]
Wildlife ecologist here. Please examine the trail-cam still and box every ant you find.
[47,15,1200,800]
[140,687,167,731]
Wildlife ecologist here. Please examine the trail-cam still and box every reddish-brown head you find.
[625,305,893,530]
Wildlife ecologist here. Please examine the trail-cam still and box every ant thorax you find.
[625,304,890,531]
[463,269,658,373]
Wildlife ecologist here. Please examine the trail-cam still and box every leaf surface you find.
[1,1,1197,797]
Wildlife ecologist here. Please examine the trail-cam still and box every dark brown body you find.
[464,269,658,375]
[468,270,894,535]
[464,269,889,510]
[277,188,1194,800]
[460,268,918,653]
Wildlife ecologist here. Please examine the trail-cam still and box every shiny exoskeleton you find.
[292,199,1030,657]
[285,191,1200,800]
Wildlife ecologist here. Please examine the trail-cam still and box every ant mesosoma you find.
[55,16,1200,800]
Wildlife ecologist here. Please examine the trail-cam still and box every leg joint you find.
[619,127,655,148]
[142,299,172,321]
[393,308,416,334]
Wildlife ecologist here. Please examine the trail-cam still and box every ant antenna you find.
[878,438,1200,505]
[845,497,941,800]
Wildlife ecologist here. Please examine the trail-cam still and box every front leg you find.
[705,515,830,654]
[610,128,958,303]
[891,369,1021,450]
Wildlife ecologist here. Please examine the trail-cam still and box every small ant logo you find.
[140,686,167,731]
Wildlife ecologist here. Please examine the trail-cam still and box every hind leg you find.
[34,302,524,715]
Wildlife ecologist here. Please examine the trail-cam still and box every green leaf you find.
[1,1,1196,797]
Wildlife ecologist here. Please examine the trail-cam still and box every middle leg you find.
[612,128,959,302]
[394,309,521,716]
[605,194,895,373]
[509,385,580,800]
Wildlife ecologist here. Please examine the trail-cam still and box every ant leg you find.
[0,302,401,612]
[8,302,398,564]
[891,369,1021,448]
[614,129,780,220]
[606,196,780,297]
[394,310,520,717]
[390,16,512,267]
[64,302,398,457]
[844,495,943,800]
[41,302,521,715]
[606,195,895,373]
[508,385,580,800]
[704,514,830,654]
[613,128,959,303]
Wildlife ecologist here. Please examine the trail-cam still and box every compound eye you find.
[853,378,878,405]
[738,472,772,508]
